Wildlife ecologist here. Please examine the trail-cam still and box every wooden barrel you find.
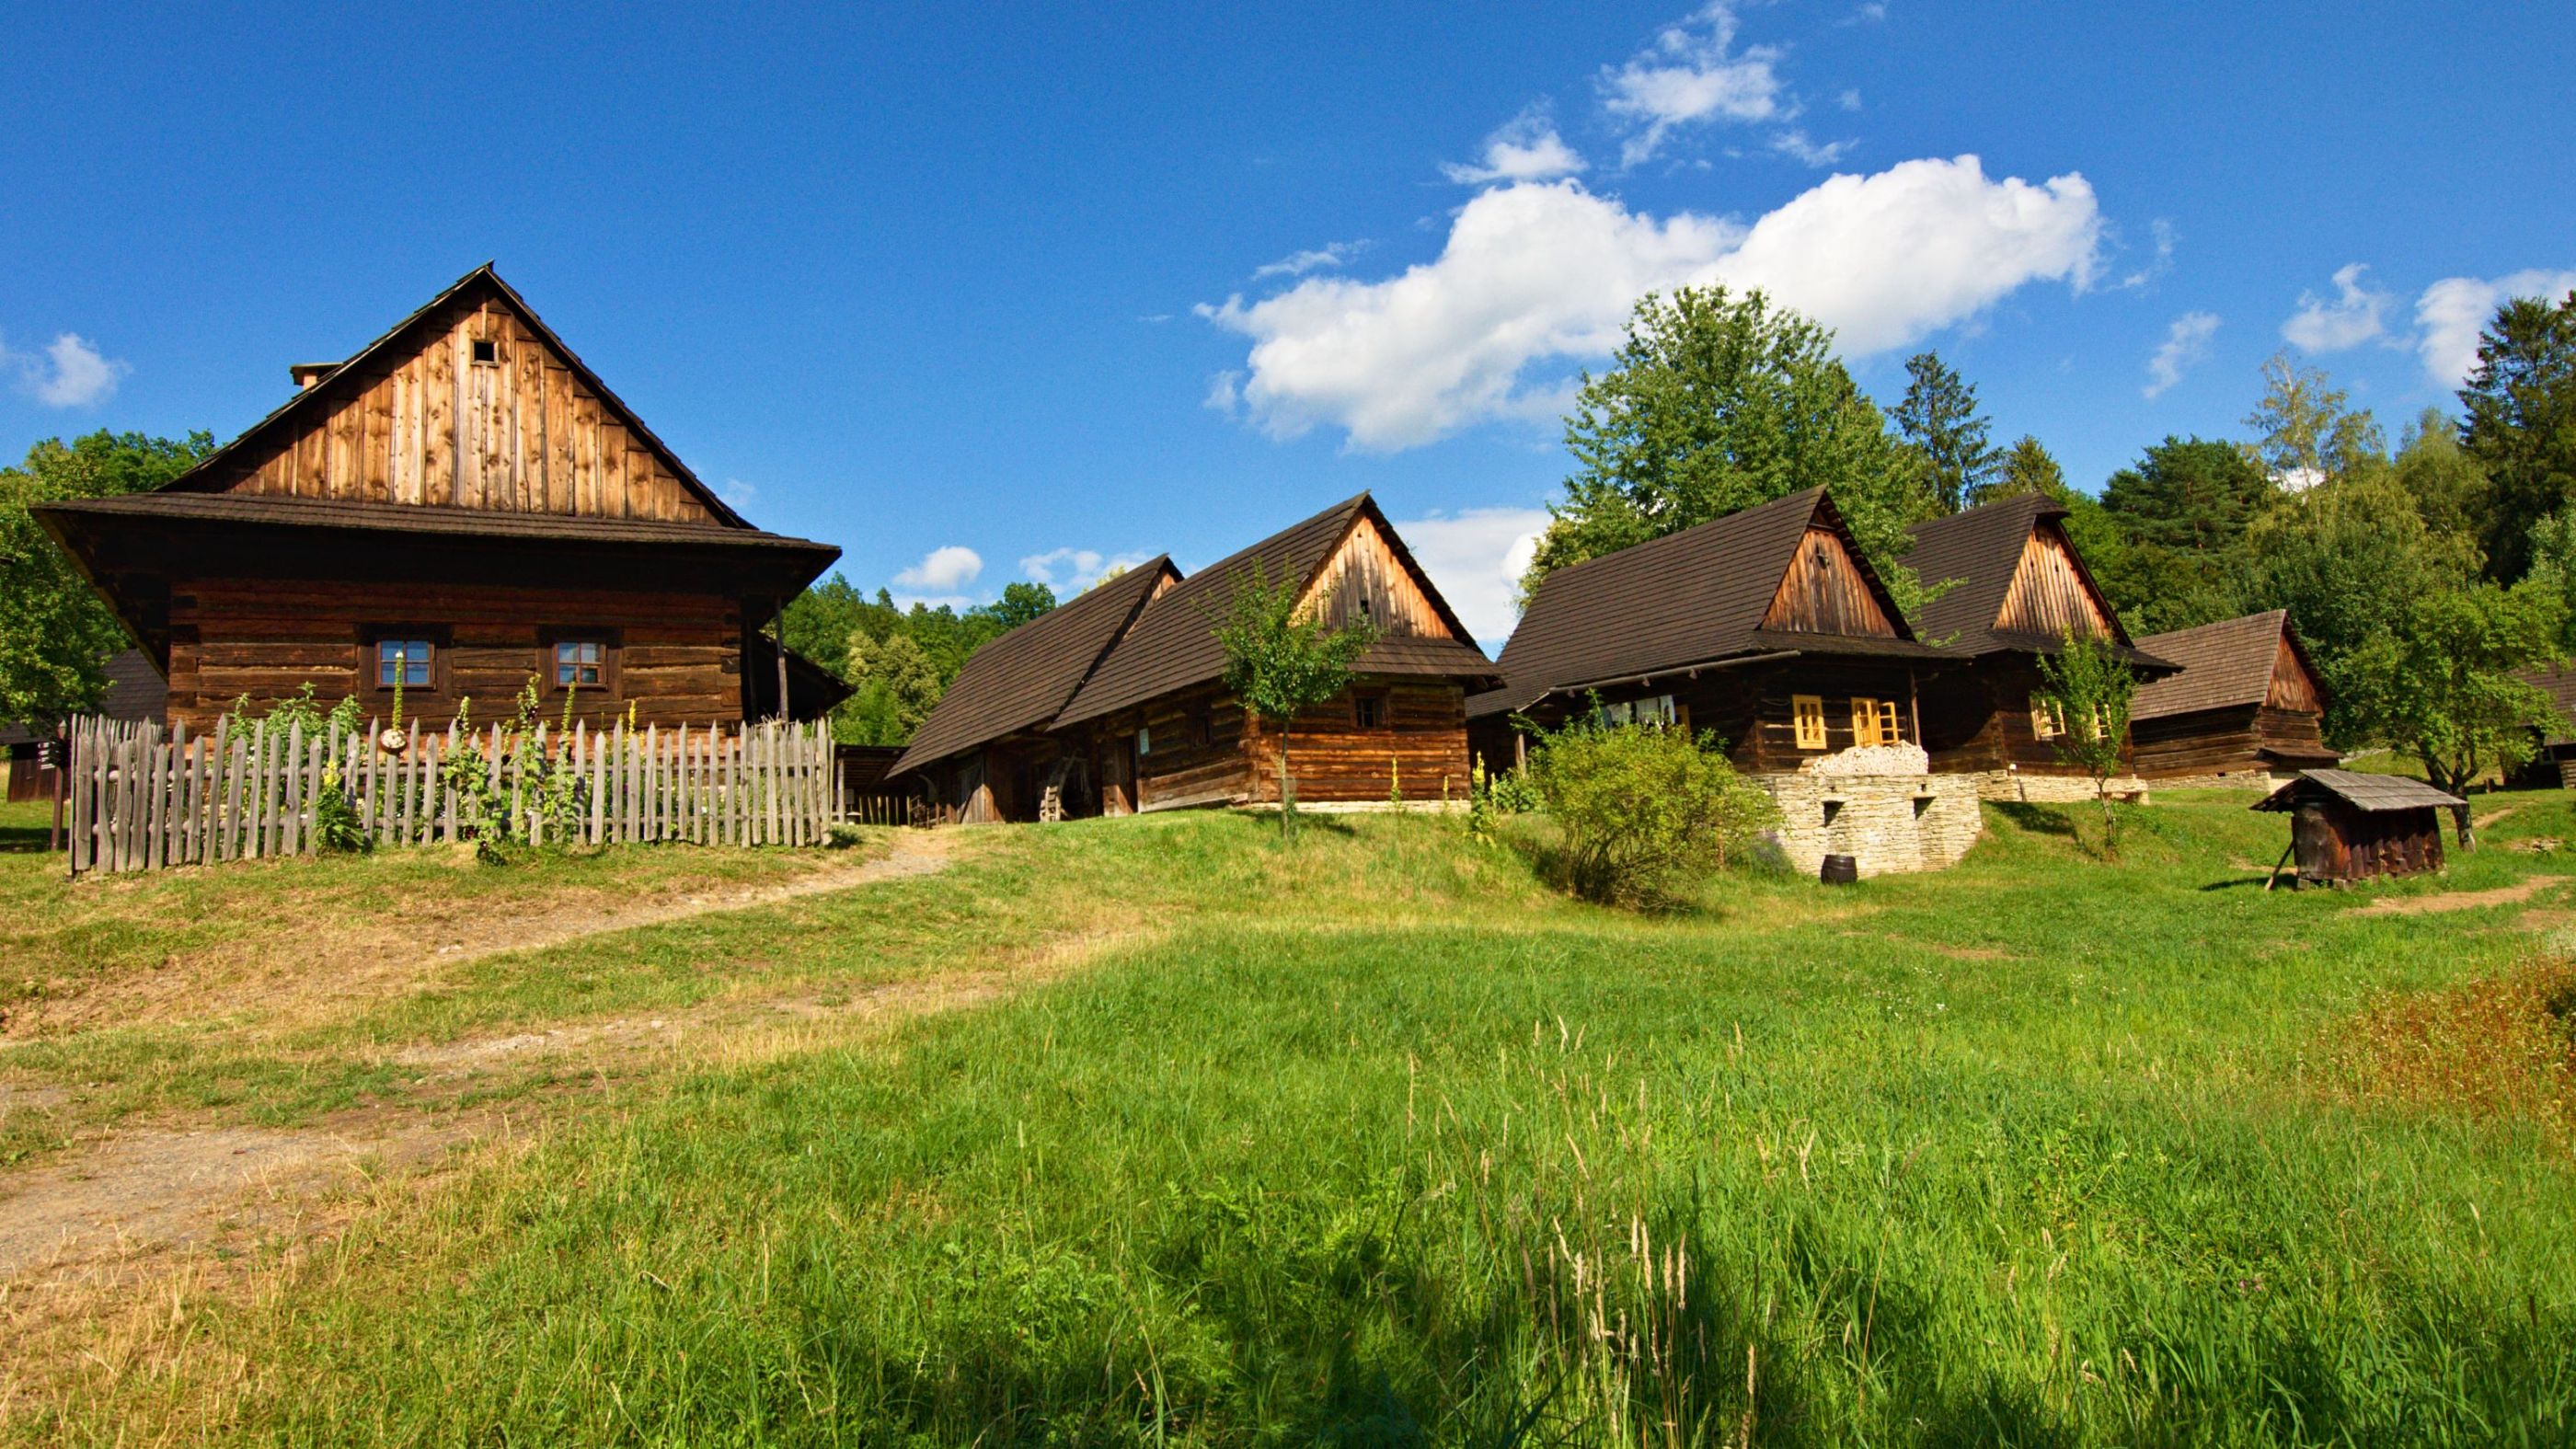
[1820,854,1858,885]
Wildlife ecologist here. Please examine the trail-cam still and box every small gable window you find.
[1791,695,1827,750]
[375,638,433,689]
[471,339,500,365]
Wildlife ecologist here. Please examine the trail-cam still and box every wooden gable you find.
[1995,521,2114,639]
[192,272,730,526]
[1301,508,1466,642]
[1761,525,1898,637]
[2268,630,2324,712]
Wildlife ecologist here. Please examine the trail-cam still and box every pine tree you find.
[1891,351,2000,514]
[1983,435,2072,505]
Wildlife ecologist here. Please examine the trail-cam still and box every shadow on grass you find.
[1987,800,2077,838]
[0,816,63,855]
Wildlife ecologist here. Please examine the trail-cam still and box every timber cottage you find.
[1467,487,1980,877]
[34,266,845,732]
[1898,492,2171,800]
[2129,610,2337,785]
[894,494,1497,822]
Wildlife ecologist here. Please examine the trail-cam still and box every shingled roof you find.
[2522,662,2576,746]
[2133,610,2320,720]
[890,558,1178,776]
[1468,488,1945,720]
[1,649,163,745]
[2252,768,2465,813]
[1899,492,2157,661]
[1055,494,1495,729]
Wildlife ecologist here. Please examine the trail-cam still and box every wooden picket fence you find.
[67,713,837,876]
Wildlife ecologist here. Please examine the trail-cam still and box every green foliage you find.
[2094,435,2274,635]
[2032,631,2139,856]
[1527,285,1928,616]
[1983,434,2073,506]
[2461,288,2576,581]
[1524,718,1781,906]
[2392,406,2490,548]
[441,676,592,861]
[0,430,214,727]
[1465,755,1539,843]
[2242,471,2481,746]
[1209,562,1374,834]
[2344,581,2567,824]
[1891,350,2000,514]
[780,571,1057,743]
[2241,351,2386,488]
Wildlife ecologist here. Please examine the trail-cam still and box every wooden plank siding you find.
[1762,527,1899,636]
[218,297,718,526]
[165,577,744,731]
[1302,511,1455,639]
[1919,658,2127,776]
[1995,523,2115,640]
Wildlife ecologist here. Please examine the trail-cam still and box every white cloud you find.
[1253,241,1368,281]
[891,545,983,593]
[2143,311,2219,398]
[2281,262,2392,353]
[2413,268,2576,386]
[1390,507,1551,650]
[1443,109,1589,184]
[719,477,757,508]
[1767,129,1854,167]
[1601,3,1785,167]
[2117,217,2176,290]
[1202,157,2100,451]
[1019,546,1154,593]
[4,331,128,408]
[1835,88,1863,112]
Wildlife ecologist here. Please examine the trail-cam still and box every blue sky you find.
[5,3,2570,647]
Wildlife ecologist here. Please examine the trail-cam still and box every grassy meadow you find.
[6,788,2576,1444]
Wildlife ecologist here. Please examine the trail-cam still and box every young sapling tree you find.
[1208,562,1375,839]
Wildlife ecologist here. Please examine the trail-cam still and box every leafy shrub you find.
[1525,720,1780,907]
[1466,755,1541,842]
[443,677,592,862]
[825,822,868,849]
[228,683,371,853]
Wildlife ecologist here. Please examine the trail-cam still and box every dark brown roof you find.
[1899,493,2156,662]
[891,558,1178,776]
[2522,663,2576,746]
[158,264,756,531]
[2133,610,2321,719]
[1057,495,1496,728]
[1,650,163,743]
[34,492,835,558]
[2252,768,2465,813]
[1467,488,1944,719]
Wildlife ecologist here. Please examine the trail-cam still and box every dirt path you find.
[2352,878,2560,916]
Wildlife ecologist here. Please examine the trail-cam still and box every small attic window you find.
[470,339,500,365]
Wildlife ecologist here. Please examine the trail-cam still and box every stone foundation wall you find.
[1756,771,1984,878]
[2143,770,2290,793]
[1971,769,2150,804]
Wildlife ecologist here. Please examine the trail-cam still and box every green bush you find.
[1525,721,1780,907]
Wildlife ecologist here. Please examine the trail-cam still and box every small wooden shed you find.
[2251,769,2463,886]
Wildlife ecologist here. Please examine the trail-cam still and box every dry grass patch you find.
[2319,957,2576,1144]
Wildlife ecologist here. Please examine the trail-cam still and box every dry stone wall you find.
[1754,742,1984,878]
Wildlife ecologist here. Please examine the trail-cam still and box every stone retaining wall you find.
[1970,769,2151,804]
[1756,770,1984,878]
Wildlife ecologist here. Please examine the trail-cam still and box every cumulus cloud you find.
[2281,263,2393,353]
[5,331,128,408]
[1390,507,1551,650]
[2144,311,2219,398]
[2413,268,2576,386]
[1200,157,2099,451]
[892,545,983,593]
[1019,546,1154,593]
[1443,109,1589,184]
[1601,3,1784,167]
[1253,241,1368,281]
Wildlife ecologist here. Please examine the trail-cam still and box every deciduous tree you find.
[1210,563,1374,837]
[2242,351,2384,490]
[2343,581,2566,846]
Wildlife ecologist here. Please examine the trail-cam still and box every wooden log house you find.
[2129,610,2338,784]
[1897,493,2173,798]
[2,650,164,803]
[1466,487,1953,771]
[895,495,1498,821]
[2252,769,2461,887]
[33,266,846,734]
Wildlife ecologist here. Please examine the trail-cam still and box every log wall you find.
[1995,523,2115,639]
[166,576,743,730]
[1762,527,1898,637]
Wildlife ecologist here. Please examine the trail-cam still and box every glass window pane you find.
[379,639,431,687]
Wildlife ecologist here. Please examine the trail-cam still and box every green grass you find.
[15,794,2576,1444]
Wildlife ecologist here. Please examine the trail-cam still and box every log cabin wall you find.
[1762,528,1900,637]
[1240,679,1471,804]
[1483,660,1928,776]
[2132,704,2331,779]
[213,296,719,525]
[1118,687,1254,812]
[1995,523,2114,639]
[165,576,743,731]
[1919,659,2130,776]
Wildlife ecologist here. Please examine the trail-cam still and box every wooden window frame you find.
[360,626,449,697]
[2030,693,2064,740]
[539,627,622,698]
[1849,696,1901,749]
[1791,694,1827,751]
[1352,691,1389,730]
[470,338,501,366]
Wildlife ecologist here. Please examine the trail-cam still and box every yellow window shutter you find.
[1879,699,1901,744]
[1849,696,1878,747]
[1792,695,1825,750]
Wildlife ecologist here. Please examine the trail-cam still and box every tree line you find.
[1524,284,2576,799]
